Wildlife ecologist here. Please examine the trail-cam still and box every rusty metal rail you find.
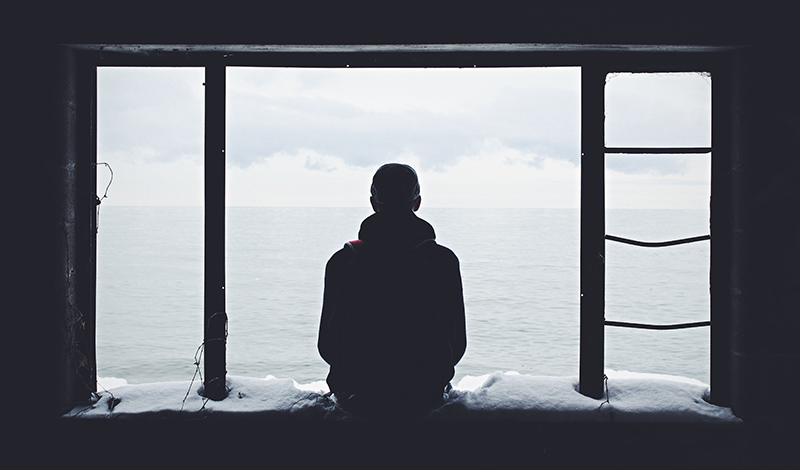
[605,234,710,247]
[605,320,711,330]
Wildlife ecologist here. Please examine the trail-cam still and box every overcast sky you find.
[97,67,711,209]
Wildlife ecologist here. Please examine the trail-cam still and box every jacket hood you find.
[357,210,436,250]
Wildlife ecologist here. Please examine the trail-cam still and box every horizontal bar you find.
[604,147,711,154]
[605,320,711,330]
[76,44,735,55]
[605,234,710,247]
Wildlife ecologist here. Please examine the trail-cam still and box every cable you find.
[96,162,114,202]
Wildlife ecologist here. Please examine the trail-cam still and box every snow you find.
[68,370,740,423]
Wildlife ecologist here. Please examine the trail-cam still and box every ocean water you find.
[95,206,711,386]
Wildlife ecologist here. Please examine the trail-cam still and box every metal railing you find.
[603,234,711,331]
[579,65,716,399]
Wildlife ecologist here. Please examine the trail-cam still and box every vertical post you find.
[727,49,753,419]
[579,64,606,399]
[52,46,99,412]
[203,62,228,401]
[75,53,98,397]
[710,61,732,407]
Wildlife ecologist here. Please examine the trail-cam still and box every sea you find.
[95,206,711,387]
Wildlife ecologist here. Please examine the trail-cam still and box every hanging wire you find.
[95,162,113,233]
[59,223,101,405]
[180,342,207,412]
[594,374,610,421]
[181,312,230,412]
[64,162,116,415]
[96,162,114,202]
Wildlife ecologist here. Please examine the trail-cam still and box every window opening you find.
[93,62,717,400]
[580,71,712,394]
[223,66,582,386]
[95,67,205,387]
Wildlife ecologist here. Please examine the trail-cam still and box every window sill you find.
[64,371,740,424]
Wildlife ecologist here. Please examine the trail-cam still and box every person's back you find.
[318,164,466,418]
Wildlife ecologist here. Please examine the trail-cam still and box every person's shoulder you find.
[326,243,356,270]
[433,241,457,257]
[419,239,460,264]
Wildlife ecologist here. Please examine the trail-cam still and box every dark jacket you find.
[318,209,466,415]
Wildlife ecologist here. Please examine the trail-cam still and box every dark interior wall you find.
[9,46,92,421]
[7,1,798,423]
[12,0,785,46]
[44,46,98,417]
[730,46,800,422]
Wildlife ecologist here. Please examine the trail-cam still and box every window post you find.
[710,62,732,407]
[203,62,228,401]
[579,65,606,399]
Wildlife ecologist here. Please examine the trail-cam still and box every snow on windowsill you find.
[64,370,741,423]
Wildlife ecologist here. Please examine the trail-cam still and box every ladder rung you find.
[605,320,711,330]
[605,234,710,247]
[604,147,711,154]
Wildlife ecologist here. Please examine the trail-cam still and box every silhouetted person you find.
[318,163,466,418]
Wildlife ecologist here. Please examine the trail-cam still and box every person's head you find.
[370,163,421,212]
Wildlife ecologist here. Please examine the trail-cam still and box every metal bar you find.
[579,64,606,399]
[80,44,730,69]
[75,54,98,397]
[52,46,99,412]
[605,234,711,247]
[605,320,711,330]
[604,147,712,154]
[203,63,228,401]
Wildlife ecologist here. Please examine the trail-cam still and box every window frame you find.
[76,44,733,406]
[580,66,717,399]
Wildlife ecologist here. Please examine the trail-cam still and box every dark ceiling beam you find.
[64,43,738,69]
[19,1,783,48]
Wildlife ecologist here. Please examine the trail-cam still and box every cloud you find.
[605,153,702,176]
[422,139,580,208]
[98,140,709,209]
[304,153,342,172]
[224,141,580,208]
[226,151,373,207]
[605,155,711,209]
[96,154,204,206]
[97,67,204,162]
[605,72,711,150]
[98,67,709,178]
[96,67,714,209]
[226,67,581,169]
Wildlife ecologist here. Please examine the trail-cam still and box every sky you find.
[96,67,711,209]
